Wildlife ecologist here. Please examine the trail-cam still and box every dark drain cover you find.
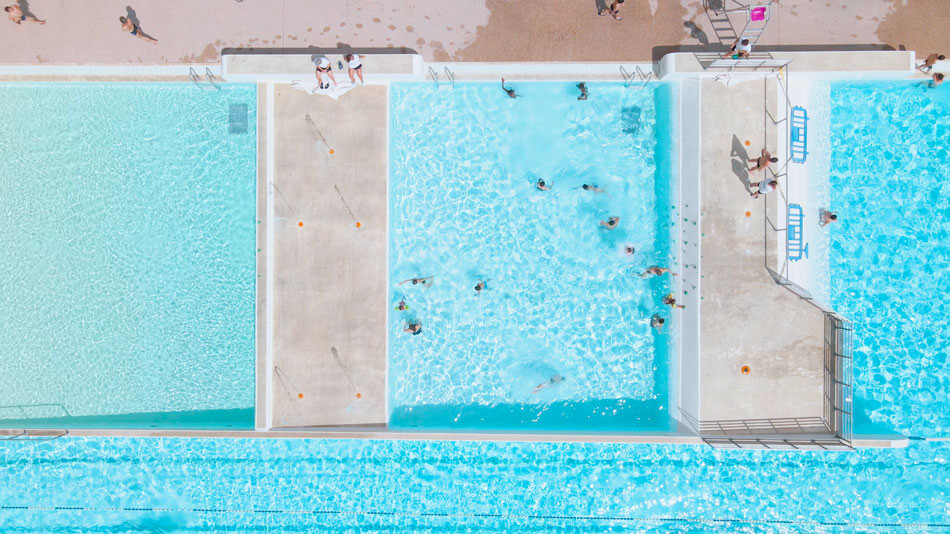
[229,103,248,134]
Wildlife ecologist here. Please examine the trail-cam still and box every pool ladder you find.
[428,66,456,90]
[620,65,654,88]
[190,67,220,91]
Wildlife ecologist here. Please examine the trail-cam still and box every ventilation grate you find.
[229,103,248,134]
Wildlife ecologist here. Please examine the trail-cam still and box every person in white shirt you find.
[313,56,336,90]
[730,38,752,59]
[345,54,365,85]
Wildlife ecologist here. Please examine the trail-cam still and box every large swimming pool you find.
[825,80,950,437]
[0,84,257,428]
[388,82,676,430]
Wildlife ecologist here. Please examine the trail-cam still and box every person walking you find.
[5,4,44,24]
[345,54,365,85]
[120,15,157,44]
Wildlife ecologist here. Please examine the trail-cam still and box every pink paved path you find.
[0,0,946,64]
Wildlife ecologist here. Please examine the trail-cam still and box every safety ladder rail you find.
[620,65,654,88]
[189,67,218,91]
[427,66,440,86]
[443,67,456,88]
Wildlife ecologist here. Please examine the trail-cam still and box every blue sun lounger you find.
[790,106,808,164]
[787,203,808,261]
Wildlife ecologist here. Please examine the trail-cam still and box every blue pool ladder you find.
[790,106,808,164]
[787,203,808,261]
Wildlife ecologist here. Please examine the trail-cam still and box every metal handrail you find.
[205,67,221,91]
[427,66,440,86]
[443,67,455,88]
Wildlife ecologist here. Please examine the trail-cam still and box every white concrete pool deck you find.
[261,83,388,429]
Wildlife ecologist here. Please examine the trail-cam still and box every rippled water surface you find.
[0,84,257,427]
[388,82,677,429]
[828,81,950,436]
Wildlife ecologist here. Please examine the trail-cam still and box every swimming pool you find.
[0,83,257,428]
[824,80,950,437]
[388,82,677,430]
[0,436,946,531]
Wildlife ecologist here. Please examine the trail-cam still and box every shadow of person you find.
[730,135,752,191]
[683,21,709,45]
[16,0,42,21]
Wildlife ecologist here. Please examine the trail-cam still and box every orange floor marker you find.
[355,222,361,228]
[745,211,751,217]
[741,366,751,375]
[745,140,751,146]
[297,393,304,399]
[298,221,304,227]
[356,393,362,399]
[328,148,335,155]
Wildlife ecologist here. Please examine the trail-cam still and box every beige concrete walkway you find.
[0,1,945,65]
[699,77,824,423]
[269,84,387,428]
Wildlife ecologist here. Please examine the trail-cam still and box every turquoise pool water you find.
[0,437,946,532]
[389,82,677,430]
[0,84,257,428]
[827,81,950,437]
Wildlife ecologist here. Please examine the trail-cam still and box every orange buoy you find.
[297,393,304,399]
[741,366,750,375]
[356,393,362,399]
[355,222,361,228]
[745,211,751,217]
[298,221,304,227]
[744,140,751,146]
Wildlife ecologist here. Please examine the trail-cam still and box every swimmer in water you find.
[600,216,620,230]
[624,245,635,256]
[582,184,605,193]
[474,280,488,295]
[398,276,433,287]
[651,314,665,333]
[396,300,409,311]
[819,210,838,227]
[640,266,678,278]
[404,321,422,335]
[536,178,551,191]
[930,72,944,88]
[501,78,519,99]
[577,82,588,101]
[533,375,564,394]
[663,294,686,309]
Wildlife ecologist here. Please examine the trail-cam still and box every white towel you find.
[290,80,355,100]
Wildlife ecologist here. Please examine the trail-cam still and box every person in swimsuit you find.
[918,53,945,73]
[640,266,678,278]
[398,276,433,287]
[119,16,157,44]
[536,178,550,191]
[582,184,605,193]
[599,0,624,20]
[345,54,365,85]
[624,245,635,256]
[651,314,665,333]
[819,210,838,227]
[749,148,778,173]
[501,78,518,99]
[404,321,422,335]
[577,82,588,101]
[396,300,409,311]
[474,280,488,295]
[313,56,337,90]
[532,375,564,394]
[663,294,685,309]
[5,4,44,24]
[931,72,945,88]
[600,216,620,230]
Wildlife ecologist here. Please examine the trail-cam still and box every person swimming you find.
[536,178,550,191]
[663,294,686,309]
[624,245,635,256]
[640,266,678,278]
[582,184,605,193]
[404,321,422,335]
[398,276,433,287]
[577,82,588,101]
[651,314,665,333]
[501,78,519,99]
[532,374,564,394]
[396,300,409,311]
[474,280,487,294]
[600,216,620,230]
